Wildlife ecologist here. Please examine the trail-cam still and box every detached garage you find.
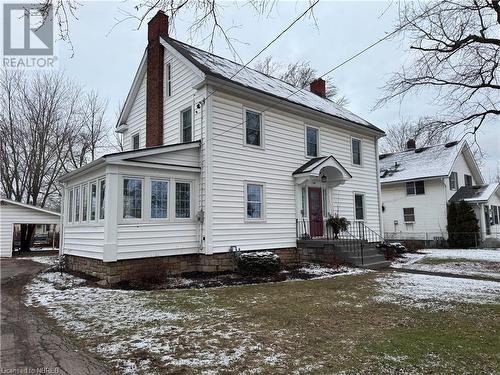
[0,199,60,257]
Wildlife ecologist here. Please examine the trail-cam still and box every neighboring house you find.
[0,199,60,257]
[59,11,386,281]
[378,139,495,241]
[449,183,500,241]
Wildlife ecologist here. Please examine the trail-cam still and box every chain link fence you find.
[384,231,500,249]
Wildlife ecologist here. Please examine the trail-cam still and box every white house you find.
[0,199,60,257]
[59,11,386,282]
[379,139,499,242]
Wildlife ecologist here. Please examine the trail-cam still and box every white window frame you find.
[166,63,172,97]
[150,178,170,221]
[305,125,320,158]
[98,178,106,221]
[174,180,193,220]
[350,137,363,166]
[74,186,81,223]
[244,182,266,222]
[121,176,145,221]
[180,106,193,143]
[132,132,140,150]
[353,192,365,221]
[81,183,89,222]
[403,207,415,223]
[90,181,97,222]
[243,107,265,149]
[464,174,472,187]
[449,172,458,190]
[68,188,74,223]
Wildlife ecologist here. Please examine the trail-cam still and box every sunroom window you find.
[175,182,191,218]
[75,186,80,222]
[151,180,168,219]
[68,189,73,223]
[99,179,106,220]
[82,185,88,221]
[123,178,142,219]
[90,182,97,221]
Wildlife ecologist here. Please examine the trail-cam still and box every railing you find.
[349,221,386,244]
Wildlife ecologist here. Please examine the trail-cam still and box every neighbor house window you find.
[123,178,143,219]
[245,110,262,147]
[68,189,74,223]
[132,133,140,150]
[90,182,97,221]
[82,184,88,222]
[167,63,172,97]
[354,194,364,220]
[406,181,425,195]
[352,138,362,165]
[246,183,264,219]
[99,179,106,220]
[151,180,168,219]
[181,107,192,143]
[175,182,191,218]
[449,172,458,190]
[403,207,415,223]
[493,206,499,225]
[306,126,318,157]
[464,174,472,187]
[75,187,80,222]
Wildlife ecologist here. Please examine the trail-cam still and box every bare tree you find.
[254,56,349,106]
[377,1,500,138]
[0,70,109,251]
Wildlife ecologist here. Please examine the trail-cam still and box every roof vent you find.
[445,141,459,148]
[415,147,429,153]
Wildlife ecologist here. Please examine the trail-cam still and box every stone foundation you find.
[64,246,339,284]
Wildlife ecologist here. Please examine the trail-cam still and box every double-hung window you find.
[464,174,472,187]
[406,181,425,195]
[99,179,106,220]
[354,194,364,220]
[151,180,168,219]
[449,172,458,190]
[246,183,264,220]
[123,178,142,219]
[175,182,191,218]
[245,110,262,147]
[82,185,88,222]
[306,126,318,157]
[403,207,415,223]
[181,107,192,143]
[132,133,140,150]
[352,138,362,165]
[90,182,97,221]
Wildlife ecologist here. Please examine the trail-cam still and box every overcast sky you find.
[54,0,499,180]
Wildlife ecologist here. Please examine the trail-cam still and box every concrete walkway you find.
[389,266,500,282]
[0,258,110,374]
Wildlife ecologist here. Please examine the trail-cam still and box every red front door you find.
[308,187,323,237]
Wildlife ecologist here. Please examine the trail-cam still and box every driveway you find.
[0,258,110,375]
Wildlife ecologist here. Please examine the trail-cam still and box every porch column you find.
[103,166,119,262]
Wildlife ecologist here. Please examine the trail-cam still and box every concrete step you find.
[348,254,387,265]
[359,260,392,269]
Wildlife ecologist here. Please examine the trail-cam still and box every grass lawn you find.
[25,268,500,374]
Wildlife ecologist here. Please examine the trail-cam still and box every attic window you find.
[464,174,472,187]
[406,181,425,195]
[449,172,458,190]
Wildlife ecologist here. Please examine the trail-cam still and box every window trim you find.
[166,62,172,97]
[403,207,415,223]
[350,137,363,167]
[180,106,193,143]
[464,174,472,187]
[449,171,458,191]
[243,107,265,149]
[132,132,140,150]
[90,181,97,222]
[81,183,89,222]
[353,192,365,221]
[68,188,74,223]
[406,180,425,195]
[121,176,145,221]
[150,178,170,221]
[244,181,266,222]
[304,125,320,158]
[174,180,193,220]
[98,178,106,221]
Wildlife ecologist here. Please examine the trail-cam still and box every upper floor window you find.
[175,182,191,218]
[123,178,143,219]
[464,174,472,187]
[449,172,458,190]
[406,181,425,195]
[351,138,362,165]
[354,194,364,220]
[166,63,172,97]
[245,110,262,147]
[403,207,415,223]
[132,133,139,150]
[181,107,192,143]
[246,183,264,220]
[151,180,168,219]
[306,126,318,157]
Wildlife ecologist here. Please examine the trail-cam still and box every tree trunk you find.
[19,224,35,252]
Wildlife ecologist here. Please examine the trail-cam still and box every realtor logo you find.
[3,3,55,68]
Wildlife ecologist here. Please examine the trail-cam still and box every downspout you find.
[374,138,383,237]
[59,182,66,259]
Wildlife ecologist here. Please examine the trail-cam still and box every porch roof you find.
[292,155,352,179]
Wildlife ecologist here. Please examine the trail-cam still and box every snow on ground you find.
[16,255,59,266]
[374,272,500,310]
[297,264,369,279]
[391,249,500,279]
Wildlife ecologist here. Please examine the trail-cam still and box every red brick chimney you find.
[310,78,326,98]
[406,139,416,150]
[146,11,168,147]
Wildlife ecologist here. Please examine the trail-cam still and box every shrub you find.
[447,201,480,248]
[235,251,282,276]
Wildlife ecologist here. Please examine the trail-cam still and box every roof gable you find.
[0,199,60,216]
